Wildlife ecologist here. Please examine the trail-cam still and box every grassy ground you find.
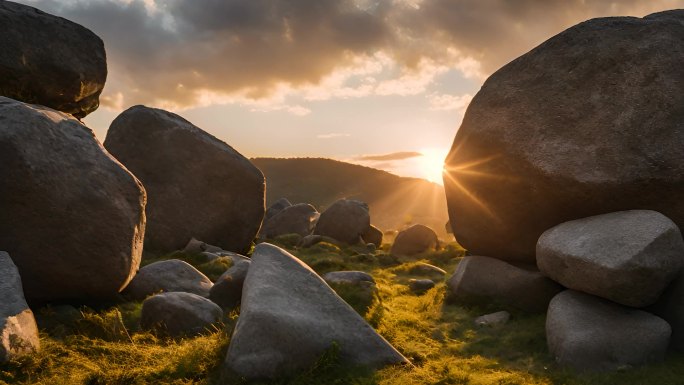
[2,241,684,385]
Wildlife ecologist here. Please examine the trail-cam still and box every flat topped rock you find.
[537,210,684,307]
[224,243,408,379]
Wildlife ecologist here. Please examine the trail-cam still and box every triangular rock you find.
[224,243,408,379]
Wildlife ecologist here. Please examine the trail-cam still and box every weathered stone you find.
[474,311,510,327]
[264,198,292,221]
[391,224,438,257]
[0,251,39,362]
[314,199,370,244]
[224,243,408,379]
[408,279,435,293]
[140,292,223,337]
[183,238,223,254]
[650,271,684,352]
[447,256,562,313]
[0,97,145,301]
[260,203,319,239]
[105,105,264,254]
[209,260,251,310]
[0,1,106,118]
[444,11,684,262]
[407,263,447,278]
[362,225,383,247]
[547,290,671,372]
[123,260,213,301]
[537,210,684,307]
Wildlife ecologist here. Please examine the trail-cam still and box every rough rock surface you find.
[447,256,562,313]
[547,290,671,372]
[0,1,107,118]
[408,279,435,293]
[537,210,684,307]
[104,106,264,254]
[0,252,39,362]
[444,11,684,262]
[362,225,383,247]
[183,238,223,254]
[140,292,223,337]
[264,198,292,221]
[260,203,319,239]
[209,260,251,310]
[323,271,375,285]
[0,97,145,301]
[391,224,439,256]
[123,260,213,301]
[314,199,370,244]
[224,243,408,379]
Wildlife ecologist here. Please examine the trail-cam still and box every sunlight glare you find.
[418,148,449,185]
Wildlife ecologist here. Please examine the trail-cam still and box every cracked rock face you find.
[444,11,684,263]
[0,251,39,362]
[0,1,107,118]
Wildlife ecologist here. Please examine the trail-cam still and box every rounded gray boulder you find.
[140,292,223,337]
[0,1,106,118]
[537,210,684,307]
[314,199,370,245]
[391,224,438,257]
[547,290,671,372]
[447,256,562,313]
[260,203,319,239]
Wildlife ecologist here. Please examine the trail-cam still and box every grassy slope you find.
[251,158,451,238]
[2,243,684,385]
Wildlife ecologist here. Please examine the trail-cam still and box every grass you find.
[3,242,684,384]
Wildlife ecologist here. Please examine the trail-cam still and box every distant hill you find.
[251,157,451,239]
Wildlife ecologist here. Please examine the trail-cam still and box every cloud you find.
[357,151,423,161]
[428,93,473,112]
[14,0,676,111]
[317,133,351,139]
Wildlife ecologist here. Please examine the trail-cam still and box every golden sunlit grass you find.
[3,243,684,385]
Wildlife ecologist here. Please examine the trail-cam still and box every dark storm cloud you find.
[357,151,423,161]
[13,0,672,108]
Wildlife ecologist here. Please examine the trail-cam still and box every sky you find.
[15,0,682,183]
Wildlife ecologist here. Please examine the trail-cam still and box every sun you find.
[418,148,448,185]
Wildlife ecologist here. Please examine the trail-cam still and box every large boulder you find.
[0,98,145,302]
[444,11,684,263]
[123,260,213,301]
[104,106,265,254]
[537,210,684,307]
[0,1,106,118]
[224,243,408,379]
[260,203,319,239]
[314,199,370,244]
[0,251,39,362]
[391,224,438,257]
[447,256,562,313]
[140,292,223,337]
[547,290,671,372]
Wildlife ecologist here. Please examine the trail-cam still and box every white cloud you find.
[428,93,473,112]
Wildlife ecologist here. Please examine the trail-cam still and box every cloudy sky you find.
[16,0,680,182]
